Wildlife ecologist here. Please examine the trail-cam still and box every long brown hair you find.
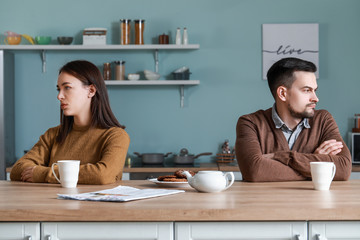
[56,60,125,143]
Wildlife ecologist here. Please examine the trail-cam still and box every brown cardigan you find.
[10,125,130,185]
[235,108,352,182]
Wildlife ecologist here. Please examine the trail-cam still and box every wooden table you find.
[1,179,360,222]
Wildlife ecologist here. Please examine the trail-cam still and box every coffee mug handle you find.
[51,163,61,183]
[331,163,336,180]
[224,172,235,190]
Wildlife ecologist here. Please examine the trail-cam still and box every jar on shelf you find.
[134,19,145,44]
[159,34,169,44]
[120,19,131,45]
[103,63,111,80]
[114,61,126,80]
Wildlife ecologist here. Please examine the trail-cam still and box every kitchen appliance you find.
[349,132,360,164]
[83,28,107,45]
[134,152,172,164]
[173,148,212,164]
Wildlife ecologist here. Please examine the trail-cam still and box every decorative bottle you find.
[183,27,188,45]
[175,28,181,45]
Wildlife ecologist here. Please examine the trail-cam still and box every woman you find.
[10,60,130,184]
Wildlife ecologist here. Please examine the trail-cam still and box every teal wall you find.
[1,0,360,164]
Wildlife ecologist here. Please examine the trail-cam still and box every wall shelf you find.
[0,44,200,108]
[104,80,199,85]
[0,44,200,51]
[0,44,199,74]
[105,80,200,108]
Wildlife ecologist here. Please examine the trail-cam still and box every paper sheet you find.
[57,185,184,202]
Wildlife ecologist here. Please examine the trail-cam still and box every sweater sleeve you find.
[10,127,57,182]
[236,115,306,182]
[74,128,130,185]
[273,111,352,181]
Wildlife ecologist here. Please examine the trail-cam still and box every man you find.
[235,57,351,182]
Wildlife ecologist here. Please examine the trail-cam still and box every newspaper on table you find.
[58,185,185,202]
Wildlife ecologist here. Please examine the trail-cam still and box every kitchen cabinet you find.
[175,222,307,240]
[5,222,360,240]
[0,222,40,240]
[41,222,173,240]
[309,221,360,240]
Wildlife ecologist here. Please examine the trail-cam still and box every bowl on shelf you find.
[4,31,22,45]
[144,70,160,80]
[172,66,191,80]
[128,73,140,81]
[5,36,22,45]
[57,36,73,45]
[35,36,52,45]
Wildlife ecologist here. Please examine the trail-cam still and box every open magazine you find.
[58,185,185,202]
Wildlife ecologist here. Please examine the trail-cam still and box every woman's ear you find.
[277,86,287,102]
[88,85,96,98]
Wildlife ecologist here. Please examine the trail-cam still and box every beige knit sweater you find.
[10,125,130,185]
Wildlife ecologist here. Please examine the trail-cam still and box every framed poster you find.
[262,23,319,79]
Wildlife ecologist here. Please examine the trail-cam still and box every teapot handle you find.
[223,172,235,190]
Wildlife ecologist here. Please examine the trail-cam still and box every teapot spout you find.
[182,171,196,189]
[182,170,193,180]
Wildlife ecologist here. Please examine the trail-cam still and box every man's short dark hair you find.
[267,57,317,98]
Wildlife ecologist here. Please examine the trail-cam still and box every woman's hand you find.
[21,166,36,182]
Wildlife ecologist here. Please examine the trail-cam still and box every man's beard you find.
[288,103,316,119]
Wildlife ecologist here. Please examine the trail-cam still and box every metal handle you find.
[316,234,327,240]
[295,234,302,240]
[46,235,51,240]
[26,236,32,240]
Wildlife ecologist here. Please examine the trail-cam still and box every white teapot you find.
[182,171,234,193]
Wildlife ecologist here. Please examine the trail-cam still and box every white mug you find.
[51,160,80,188]
[310,162,336,191]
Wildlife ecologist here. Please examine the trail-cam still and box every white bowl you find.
[144,70,160,80]
[128,73,140,81]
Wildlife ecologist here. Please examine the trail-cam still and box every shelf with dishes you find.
[0,44,200,74]
[0,44,200,50]
[0,43,200,107]
[105,80,199,86]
